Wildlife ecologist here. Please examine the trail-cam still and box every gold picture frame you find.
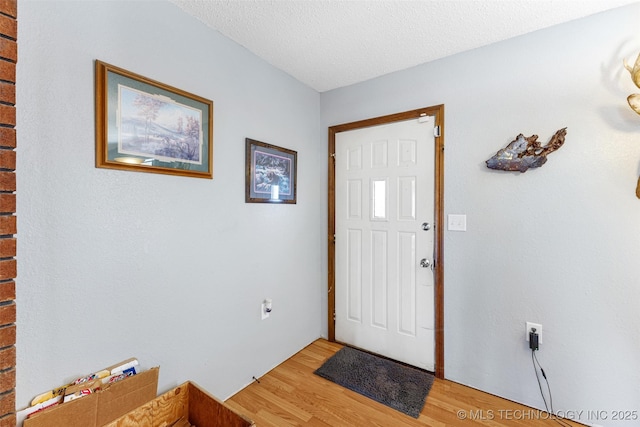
[95,60,213,179]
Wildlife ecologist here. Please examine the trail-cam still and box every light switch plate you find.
[448,214,467,231]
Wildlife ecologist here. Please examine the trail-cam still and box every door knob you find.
[421,222,431,231]
[420,258,431,268]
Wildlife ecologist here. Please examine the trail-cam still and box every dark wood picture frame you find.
[245,138,297,204]
[95,60,214,179]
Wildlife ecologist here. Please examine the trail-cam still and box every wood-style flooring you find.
[226,339,582,426]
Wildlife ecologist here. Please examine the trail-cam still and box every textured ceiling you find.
[169,0,638,92]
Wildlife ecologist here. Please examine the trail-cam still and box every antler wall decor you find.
[623,51,640,198]
[624,51,640,115]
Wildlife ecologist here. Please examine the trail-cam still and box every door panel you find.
[371,230,387,329]
[335,117,436,371]
[347,228,362,322]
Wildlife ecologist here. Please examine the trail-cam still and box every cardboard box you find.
[23,367,159,427]
[106,381,255,427]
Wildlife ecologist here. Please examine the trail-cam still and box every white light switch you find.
[448,214,467,231]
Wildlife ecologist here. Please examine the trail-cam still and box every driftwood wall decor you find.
[486,128,567,173]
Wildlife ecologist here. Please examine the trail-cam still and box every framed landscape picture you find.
[245,138,297,204]
[95,60,213,179]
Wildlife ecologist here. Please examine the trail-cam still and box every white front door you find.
[334,116,435,371]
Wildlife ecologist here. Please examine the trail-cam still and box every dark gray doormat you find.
[314,346,434,418]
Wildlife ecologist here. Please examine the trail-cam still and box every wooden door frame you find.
[327,105,445,379]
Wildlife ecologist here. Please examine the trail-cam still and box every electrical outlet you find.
[526,322,542,344]
[261,298,272,320]
[261,302,270,320]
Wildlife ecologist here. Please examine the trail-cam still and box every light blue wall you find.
[17,1,640,425]
[16,0,323,406]
[321,4,640,426]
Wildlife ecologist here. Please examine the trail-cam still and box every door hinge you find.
[333,234,336,243]
[330,153,336,160]
[434,125,441,137]
[333,310,336,321]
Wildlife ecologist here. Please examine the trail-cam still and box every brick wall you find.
[0,0,16,425]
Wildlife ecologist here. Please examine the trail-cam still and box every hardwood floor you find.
[226,339,582,426]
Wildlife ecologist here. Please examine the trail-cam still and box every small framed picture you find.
[95,60,213,179]
[245,138,297,204]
